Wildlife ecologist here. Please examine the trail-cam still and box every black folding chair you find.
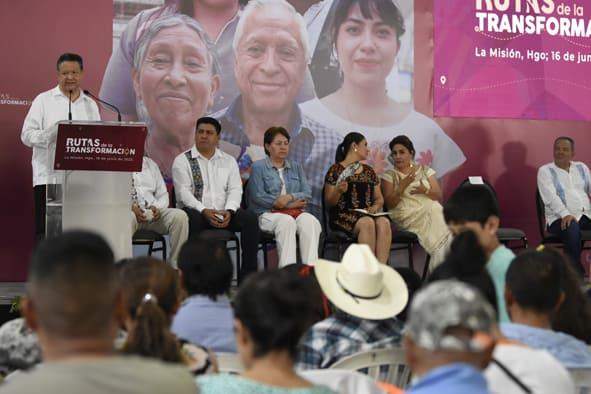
[458,178,528,250]
[132,229,167,260]
[535,189,591,250]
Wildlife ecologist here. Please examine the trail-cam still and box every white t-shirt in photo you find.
[301,98,465,177]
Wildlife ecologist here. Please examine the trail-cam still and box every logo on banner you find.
[433,0,591,121]
[475,1,589,39]
[64,137,136,157]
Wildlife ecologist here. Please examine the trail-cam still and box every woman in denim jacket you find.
[246,127,322,267]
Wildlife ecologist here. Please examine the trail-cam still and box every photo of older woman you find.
[246,127,322,268]
[301,0,465,178]
[131,14,219,180]
[101,0,243,118]
[381,135,452,269]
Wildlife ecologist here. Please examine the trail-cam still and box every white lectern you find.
[47,121,147,260]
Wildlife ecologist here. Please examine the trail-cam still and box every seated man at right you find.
[537,136,591,276]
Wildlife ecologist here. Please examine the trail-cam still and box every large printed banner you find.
[433,0,591,121]
[2,1,590,281]
[99,0,464,219]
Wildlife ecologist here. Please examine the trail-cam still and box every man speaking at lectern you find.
[21,53,101,241]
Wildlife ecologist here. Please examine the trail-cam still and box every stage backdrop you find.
[0,0,112,281]
[1,0,590,281]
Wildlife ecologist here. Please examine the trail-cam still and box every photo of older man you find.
[213,0,340,219]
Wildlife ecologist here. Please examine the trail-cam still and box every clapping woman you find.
[381,135,451,269]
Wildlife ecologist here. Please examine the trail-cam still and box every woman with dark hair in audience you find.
[429,230,498,314]
[324,132,391,263]
[197,270,335,393]
[280,264,331,323]
[382,135,452,269]
[247,127,322,267]
[430,233,575,393]
[172,239,236,352]
[551,260,591,344]
[119,256,216,375]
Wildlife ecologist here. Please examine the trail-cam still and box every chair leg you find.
[235,238,241,281]
[147,241,154,256]
[262,242,269,270]
[422,255,431,281]
[407,243,415,272]
[161,238,167,261]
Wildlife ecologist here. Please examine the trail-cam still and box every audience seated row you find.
[429,231,576,393]
[1,232,198,394]
[4,162,591,392]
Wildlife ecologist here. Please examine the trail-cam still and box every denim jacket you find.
[246,157,312,216]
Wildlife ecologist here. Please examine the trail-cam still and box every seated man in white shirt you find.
[172,117,260,282]
[21,53,101,241]
[132,156,188,267]
[537,136,591,276]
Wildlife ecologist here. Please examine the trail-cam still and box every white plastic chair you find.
[300,369,385,394]
[570,369,591,394]
[215,352,244,374]
[329,347,411,388]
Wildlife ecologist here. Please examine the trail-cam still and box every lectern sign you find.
[54,121,147,172]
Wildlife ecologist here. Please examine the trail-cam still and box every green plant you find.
[9,296,21,314]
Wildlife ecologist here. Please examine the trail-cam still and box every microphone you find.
[68,90,72,121]
[84,90,122,122]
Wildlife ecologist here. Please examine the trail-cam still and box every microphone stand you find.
[83,90,122,122]
[68,90,72,121]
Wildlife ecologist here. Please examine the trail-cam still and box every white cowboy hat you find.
[314,244,409,320]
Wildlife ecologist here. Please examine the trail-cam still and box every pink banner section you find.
[433,0,591,121]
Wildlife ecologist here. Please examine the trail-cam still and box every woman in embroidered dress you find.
[324,132,391,263]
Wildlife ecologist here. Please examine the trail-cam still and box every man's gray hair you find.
[133,13,218,126]
[232,0,311,62]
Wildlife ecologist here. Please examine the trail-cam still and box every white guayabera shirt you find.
[21,86,100,186]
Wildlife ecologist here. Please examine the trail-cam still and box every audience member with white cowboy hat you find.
[296,244,408,370]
